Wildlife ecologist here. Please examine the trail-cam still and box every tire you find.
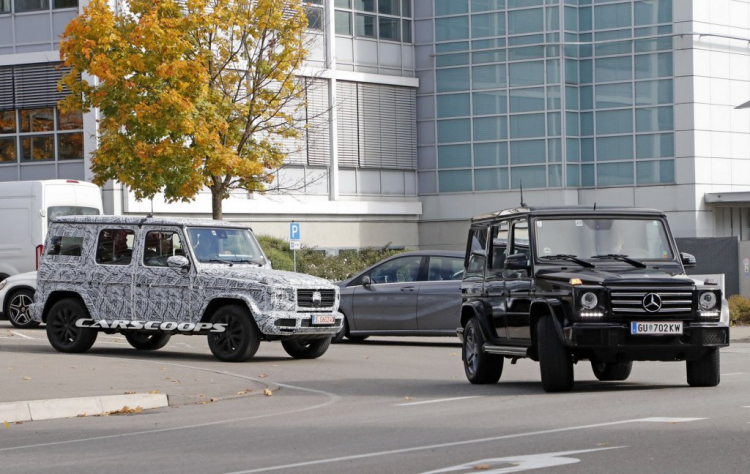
[281,337,332,359]
[207,305,261,362]
[331,314,347,343]
[687,348,720,387]
[462,317,503,384]
[338,317,369,342]
[6,289,40,329]
[45,298,97,353]
[125,332,171,350]
[591,360,633,381]
[537,316,574,392]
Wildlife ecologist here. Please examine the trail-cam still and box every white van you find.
[0,180,103,280]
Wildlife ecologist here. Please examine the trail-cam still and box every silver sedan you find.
[333,251,464,342]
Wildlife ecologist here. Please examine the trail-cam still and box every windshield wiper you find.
[590,254,647,269]
[204,259,233,267]
[539,254,596,268]
[233,259,264,266]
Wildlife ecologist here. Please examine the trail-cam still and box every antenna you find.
[593,202,597,211]
[519,181,527,207]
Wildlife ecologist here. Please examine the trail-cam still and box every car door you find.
[416,255,464,331]
[351,255,425,331]
[504,219,533,343]
[90,227,137,321]
[133,227,193,322]
[486,221,510,340]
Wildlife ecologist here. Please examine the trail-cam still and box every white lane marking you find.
[224,417,706,474]
[9,331,34,340]
[720,373,745,376]
[422,447,626,474]
[0,358,341,453]
[396,396,483,406]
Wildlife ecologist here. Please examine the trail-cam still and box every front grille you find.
[609,287,694,317]
[274,319,296,327]
[297,289,336,311]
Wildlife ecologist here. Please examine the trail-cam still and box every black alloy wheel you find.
[281,337,332,359]
[46,299,98,353]
[207,305,261,362]
[462,317,503,384]
[7,289,40,329]
[125,332,172,350]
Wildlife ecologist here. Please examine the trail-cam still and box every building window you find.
[337,0,412,43]
[1,0,11,13]
[0,108,84,163]
[306,1,324,31]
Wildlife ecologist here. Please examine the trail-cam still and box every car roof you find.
[51,215,250,229]
[471,206,666,223]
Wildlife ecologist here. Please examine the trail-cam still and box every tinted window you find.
[488,222,509,278]
[46,236,83,257]
[96,229,135,265]
[465,227,488,278]
[187,227,266,265]
[368,256,423,284]
[144,231,185,267]
[427,257,464,281]
[48,206,100,225]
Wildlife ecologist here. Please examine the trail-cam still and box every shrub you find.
[256,234,407,281]
[728,294,750,325]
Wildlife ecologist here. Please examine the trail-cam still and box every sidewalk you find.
[731,325,750,342]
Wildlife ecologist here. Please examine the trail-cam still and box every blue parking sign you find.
[290,222,300,241]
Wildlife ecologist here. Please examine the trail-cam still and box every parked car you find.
[334,251,465,342]
[0,272,38,329]
[457,206,729,393]
[30,216,342,361]
[0,180,103,281]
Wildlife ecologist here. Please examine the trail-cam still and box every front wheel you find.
[687,348,720,387]
[591,360,633,381]
[462,317,503,384]
[207,305,261,362]
[6,289,39,329]
[46,299,97,353]
[282,338,331,359]
[125,332,171,350]
[537,316,574,392]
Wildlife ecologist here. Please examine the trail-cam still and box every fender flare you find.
[459,301,493,342]
[529,298,567,347]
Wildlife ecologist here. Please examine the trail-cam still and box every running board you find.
[482,344,528,357]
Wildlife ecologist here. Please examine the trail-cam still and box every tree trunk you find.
[211,188,223,220]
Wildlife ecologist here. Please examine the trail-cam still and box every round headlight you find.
[581,292,598,310]
[699,292,717,310]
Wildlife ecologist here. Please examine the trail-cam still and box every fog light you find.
[699,292,717,310]
[581,292,598,310]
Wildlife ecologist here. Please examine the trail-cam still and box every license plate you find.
[311,314,336,325]
[631,321,683,335]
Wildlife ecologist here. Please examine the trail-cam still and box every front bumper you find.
[256,311,344,337]
[563,322,729,361]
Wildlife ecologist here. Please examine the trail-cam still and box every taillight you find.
[36,245,44,269]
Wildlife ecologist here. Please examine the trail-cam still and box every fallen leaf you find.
[245,388,253,393]
[198,394,205,398]
[150,390,159,394]
[404,397,415,401]
[108,405,143,416]
[22,377,31,381]
[363,356,370,359]
[474,465,491,471]
[236,391,247,396]
[3,421,10,429]
[124,391,136,395]
[596,443,609,446]
[449,353,457,356]
[15,421,22,425]
[210,398,218,402]
[264,389,273,396]
[258,374,268,378]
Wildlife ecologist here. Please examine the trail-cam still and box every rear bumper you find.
[563,322,729,362]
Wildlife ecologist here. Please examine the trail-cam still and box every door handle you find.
[401,286,416,292]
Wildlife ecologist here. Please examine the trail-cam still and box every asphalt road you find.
[1,324,749,474]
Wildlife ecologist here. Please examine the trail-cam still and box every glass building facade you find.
[417,0,676,194]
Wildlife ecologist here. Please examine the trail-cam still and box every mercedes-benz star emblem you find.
[642,293,662,313]
[312,291,322,307]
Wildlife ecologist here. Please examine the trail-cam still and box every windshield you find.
[47,206,99,225]
[187,227,266,265]
[535,218,675,262]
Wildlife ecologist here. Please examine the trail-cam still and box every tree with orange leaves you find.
[59,0,310,219]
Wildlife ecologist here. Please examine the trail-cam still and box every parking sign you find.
[290,222,300,241]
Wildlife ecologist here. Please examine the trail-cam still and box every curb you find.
[0,393,168,424]
[166,381,280,406]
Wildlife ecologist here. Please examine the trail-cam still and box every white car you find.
[0,272,38,329]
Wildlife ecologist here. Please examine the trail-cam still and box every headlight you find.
[699,292,717,310]
[580,292,598,310]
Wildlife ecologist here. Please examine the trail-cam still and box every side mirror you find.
[680,252,696,268]
[362,275,372,287]
[505,253,529,270]
[167,255,190,269]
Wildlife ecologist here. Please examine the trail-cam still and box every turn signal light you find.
[570,278,583,286]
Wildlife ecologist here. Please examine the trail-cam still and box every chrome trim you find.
[482,344,528,356]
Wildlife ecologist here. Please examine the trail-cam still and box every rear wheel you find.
[537,316,574,392]
[125,332,171,350]
[46,299,97,353]
[462,317,503,384]
[281,338,332,359]
[591,360,633,381]
[6,289,39,329]
[343,318,369,342]
[207,305,261,362]
[687,348,720,387]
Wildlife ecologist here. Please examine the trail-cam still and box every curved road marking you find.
[396,396,483,406]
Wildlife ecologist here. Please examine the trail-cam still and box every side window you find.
[368,256,423,284]
[95,229,135,265]
[144,231,185,267]
[488,222,509,278]
[505,219,530,279]
[46,236,84,257]
[427,257,465,281]
[465,227,488,278]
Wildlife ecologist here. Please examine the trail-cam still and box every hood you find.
[536,266,695,287]
[197,265,334,288]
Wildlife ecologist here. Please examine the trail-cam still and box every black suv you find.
[457,206,729,392]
